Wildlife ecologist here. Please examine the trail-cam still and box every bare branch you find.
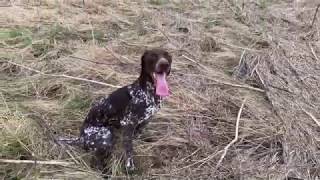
[0,159,74,166]
[309,43,319,61]
[302,109,320,127]
[311,4,320,28]
[216,98,246,168]
[3,61,121,88]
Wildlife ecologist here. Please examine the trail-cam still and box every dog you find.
[79,49,172,171]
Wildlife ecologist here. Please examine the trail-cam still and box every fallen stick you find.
[69,55,114,66]
[3,60,121,88]
[206,81,264,93]
[302,109,320,127]
[182,54,209,71]
[174,98,247,172]
[309,43,319,61]
[311,4,320,28]
[237,50,246,68]
[216,98,246,168]
[180,55,264,93]
[0,159,74,166]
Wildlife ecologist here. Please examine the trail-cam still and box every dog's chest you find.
[120,85,160,126]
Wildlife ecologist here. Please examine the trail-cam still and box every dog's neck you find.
[145,81,155,92]
[137,78,154,92]
[135,76,160,102]
[138,72,154,89]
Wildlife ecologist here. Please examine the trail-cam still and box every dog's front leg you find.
[122,124,135,171]
[134,121,149,137]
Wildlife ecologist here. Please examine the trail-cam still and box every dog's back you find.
[80,85,132,132]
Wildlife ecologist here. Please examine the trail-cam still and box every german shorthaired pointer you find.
[80,49,172,171]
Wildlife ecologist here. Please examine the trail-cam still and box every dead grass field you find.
[0,0,319,179]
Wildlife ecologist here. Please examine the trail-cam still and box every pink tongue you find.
[155,73,169,97]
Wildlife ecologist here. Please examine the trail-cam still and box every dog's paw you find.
[125,157,135,172]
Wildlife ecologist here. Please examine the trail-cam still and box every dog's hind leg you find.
[81,126,114,171]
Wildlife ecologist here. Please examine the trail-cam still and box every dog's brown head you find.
[139,49,172,97]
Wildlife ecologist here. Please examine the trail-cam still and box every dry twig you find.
[173,99,247,172]
[206,80,264,92]
[182,54,209,71]
[302,109,320,127]
[216,98,246,168]
[311,4,320,28]
[0,159,74,166]
[104,46,132,63]
[309,43,319,61]
[69,55,114,66]
[237,50,246,67]
[3,61,121,88]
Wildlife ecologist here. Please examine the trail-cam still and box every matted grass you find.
[0,0,319,179]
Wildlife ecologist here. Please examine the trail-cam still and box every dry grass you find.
[0,0,319,179]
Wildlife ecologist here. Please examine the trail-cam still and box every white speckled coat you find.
[79,80,161,154]
[77,48,171,171]
[120,82,161,126]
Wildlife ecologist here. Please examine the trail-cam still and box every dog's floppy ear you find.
[139,50,152,86]
[140,50,149,75]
